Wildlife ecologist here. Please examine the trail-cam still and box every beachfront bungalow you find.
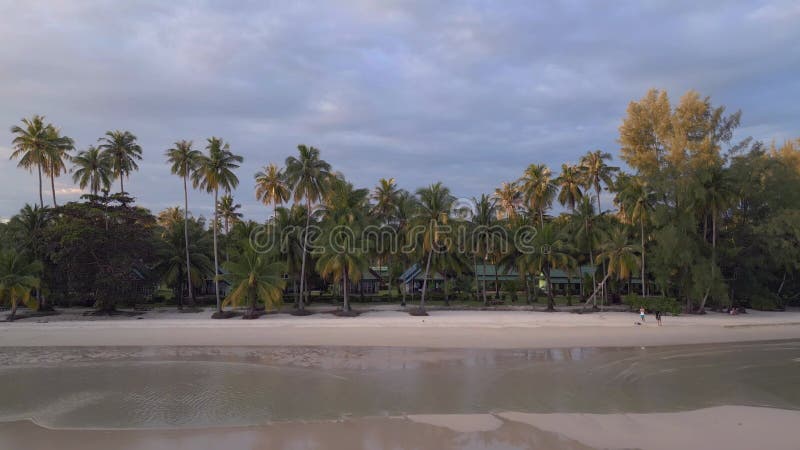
[540,265,646,297]
[399,264,446,293]
[348,267,383,294]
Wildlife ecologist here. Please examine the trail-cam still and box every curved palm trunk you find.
[37,164,44,208]
[545,267,555,311]
[50,166,58,207]
[297,197,312,311]
[213,188,221,313]
[699,212,717,313]
[586,218,597,309]
[493,260,500,299]
[596,185,608,304]
[420,249,433,310]
[182,172,193,309]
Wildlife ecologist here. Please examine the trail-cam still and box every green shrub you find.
[623,295,681,316]
[747,293,781,311]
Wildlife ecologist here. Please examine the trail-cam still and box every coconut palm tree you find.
[394,190,417,306]
[413,182,455,312]
[10,115,52,207]
[8,204,51,310]
[518,163,556,227]
[155,217,214,309]
[696,166,735,312]
[222,245,286,318]
[494,181,522,220]
[97,130,143,194]
[521,223,574,311]
[41,126,74,207]
[218,194,243,234]
[272,204,308,306]
[596,226,640,283]
[616,175,654,296]
[166,140,202,305]
[371,177,401,296]
[571,197,599,307]
[192,137,243,315]
[471,194,498,305]
[317,178,371,312]
[72,146,112,196]
[255,163,290,221]
[556,163,584,212]
[580,150,618,214]
[284,145,332,312]
[0,250,42,321]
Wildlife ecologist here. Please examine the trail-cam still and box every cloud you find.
[0,0,798,219]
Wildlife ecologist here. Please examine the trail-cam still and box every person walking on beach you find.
[639,307,646,322]
[655,310,662,326]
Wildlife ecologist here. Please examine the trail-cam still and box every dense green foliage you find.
[3,89,800,316]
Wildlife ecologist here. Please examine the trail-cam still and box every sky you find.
[0,0,798,221]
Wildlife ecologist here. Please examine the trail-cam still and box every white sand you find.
[1,309,799,348]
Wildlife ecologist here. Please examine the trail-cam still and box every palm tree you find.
[272,205,308,306]
[521,223,573,311]
[218,194,242,234]
[40,126,74,207]
[616,175,654,296]
[166,140,202,306]
[471,194,497,305]
[556,163,584,212]
[317,179,371,312]
[394,190,417,306]
[72,146,112,195]
[8,204,51,310]
[580,150,618,214]
[494,181,522,220]
[98,130,143,193]
[10,115,52,207]
[696,167,735,312]
[371,177,401,296]
[155,217,214,309]
[518,163,556,227]
[284,145,332,312]
[413,182,455,312]
[223,245,286,318]
[596,226,640,283]
[255,163,290,221]
[0,250,42,321]
[571,197,599,307]
[192,137,243,315]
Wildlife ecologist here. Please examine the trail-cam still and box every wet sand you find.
[1,310,799,349]
[1,406,797,450]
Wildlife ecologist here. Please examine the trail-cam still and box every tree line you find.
[2,89,799,319]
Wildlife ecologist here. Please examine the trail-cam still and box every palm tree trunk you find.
[700,212,717,313]
[120,171,124,194]
[182,173,193,309]
[539,208,544,228]
[387,255,393,299]
[641,217,646,297]
[586,218,597,309]
[8,297,18,321]
[482,257,488,306]
[494,261,500,299]
[545,268,554,311]
[37,164,44,208]
[298,197,312,311]
[50,166,58,207]
[596,185,608,304]
[472,254,479,301]
[213,188,221,313]
[525,276,532,305]
[343,269,350,311]
[420,249,433,310]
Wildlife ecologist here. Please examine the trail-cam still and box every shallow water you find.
[1,341,798,429]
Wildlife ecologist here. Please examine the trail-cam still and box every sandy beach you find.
[2,309,799,348]
[2,406,798,450]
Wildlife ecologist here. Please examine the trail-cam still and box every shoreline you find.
[2,406,799,450]
[2,310,799,349]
